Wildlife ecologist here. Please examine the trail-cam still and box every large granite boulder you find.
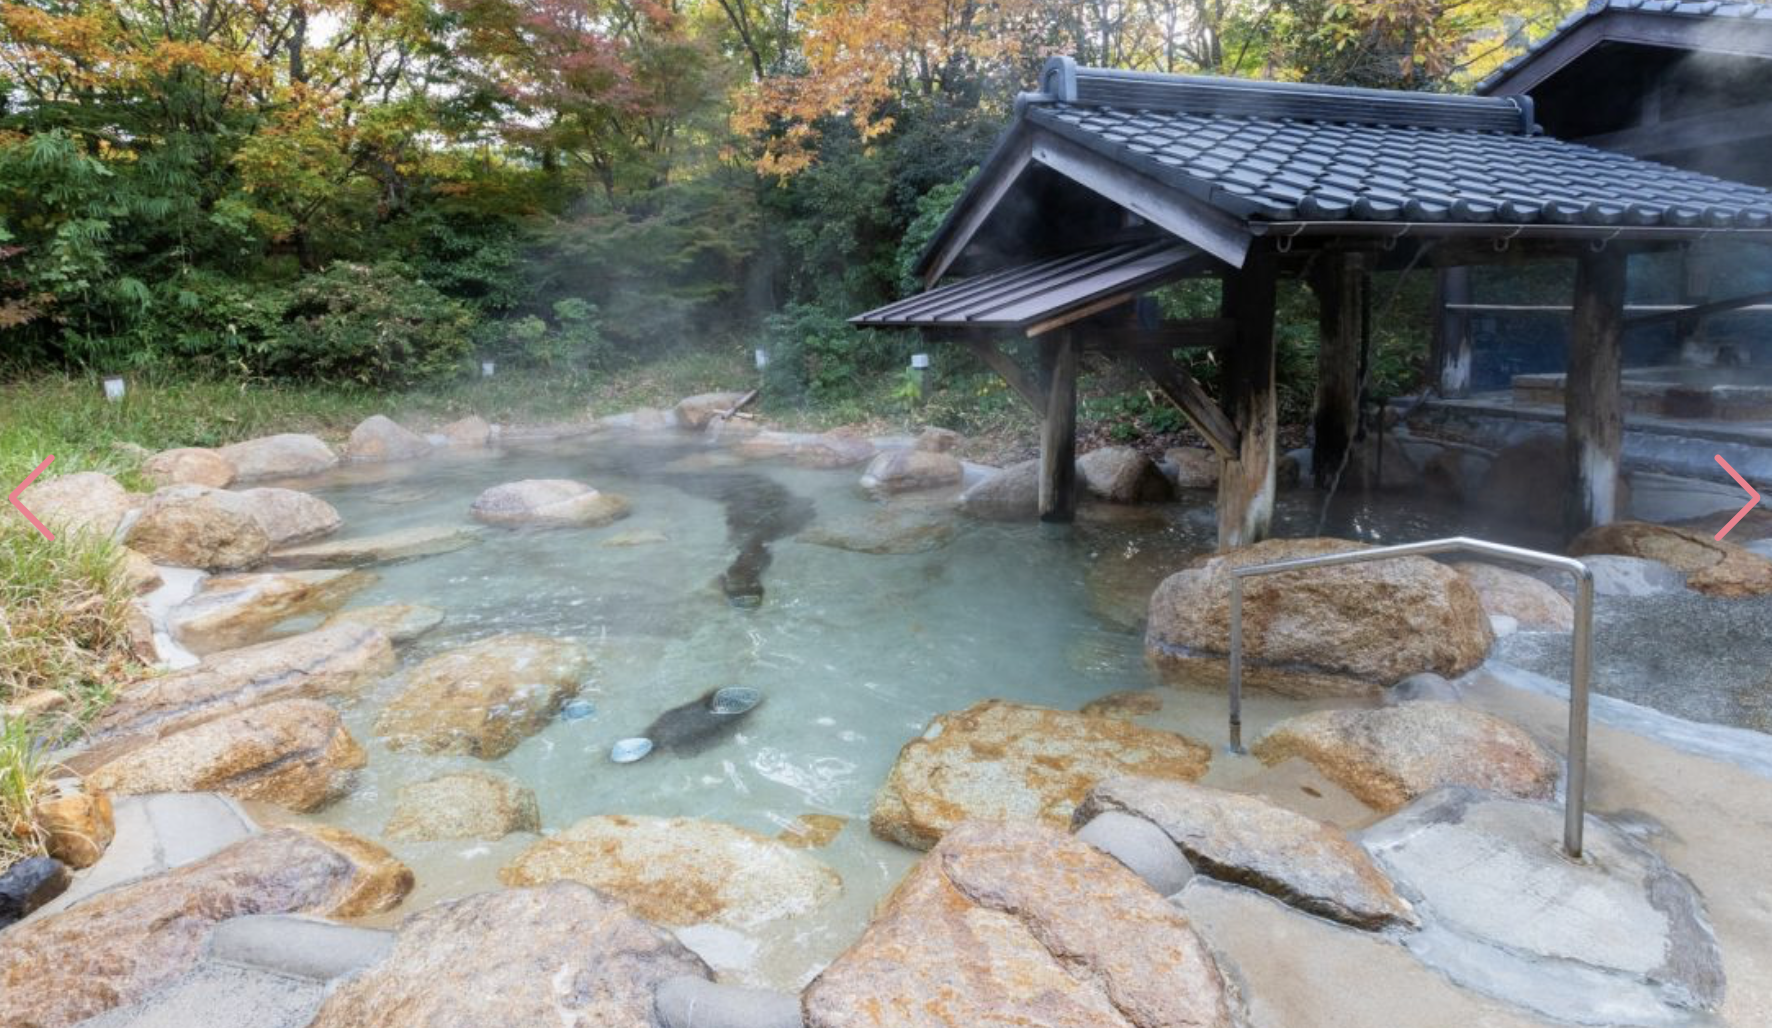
[859,449,964,496]
[1078,446,1175,503]
[216,433,338,480]
[347,415,433,463]
[321,603,444,644]
[0,857,69,928]
[1571,520,1772,598]
[142,447,236,489]
[871,700,1212,851]
[21,472,134,538]
[1165,447,1220,489]
[84,698,367,812]
[385,770,540,842]
[124,485,270,570]
[72,625,394,772]
[803,819,1234,1028]
[0,828,409,1028]
[500,814,841,928]
[956,458,1039,520]
[375,633,591,758]
[232,487,341,547]
[436,415,491,447]
[1252,702,1561,813]
[308,884,710,1028]
[167,569,372,655]
[1455,562,1575,631]
[268,524,478,569]
[674,391,752,429]
[1146,537,1493,698]
[1075,777,1414,930]
[468,479,631,529]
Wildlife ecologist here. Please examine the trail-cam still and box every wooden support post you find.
[1038,331,1079,523]
[1433,266,1474,398]
[1675,241,1711,356]
[1310,253,1365,489]
[1216,253,1279,550]
[1566,248,1628,537]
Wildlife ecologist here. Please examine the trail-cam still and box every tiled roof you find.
[1020,62,1772,228]
[1480,0,1772,93]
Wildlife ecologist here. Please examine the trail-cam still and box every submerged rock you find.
[1078,445,1175,503]
[468,478,631,529]
[956,458,1040,520]
[500,815,841,929]
[870,699,1212,850]
[1146,537,1493,698]
[1251,702,1560,814]
[320,603,443,644]
[1572,520,1772,598]
[308,884,710,1028]
[735,431,875,468]
[601,528,670,547]
[232,487,342,547]
[799,509,957,555]
[1079,689,1165,720]
[216,433,339,480]
[22,471,135,538]
[375,633,591,758]
[385,770,540,842]
[1478,435,1629,529]
[125,485,270,571]
[637,686,761,756]
[269,524,478,569]
[142,447,235,489]
[0,828,408,1028]
[72,625,394,773]
[776,813,847,849]
[1455,561,1575,631]
[1365,788,1724,1024]
[859,448,964,496]
[803,819,1234,1028]
[347,415,432,463]
[85,698,367,812]
[1075,777,1415,930]
[914,426,962,453]
[167,569,372,655]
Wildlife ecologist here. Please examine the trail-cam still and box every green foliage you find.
[761,302,900,406]
[260,263,475,387]
[896,174,970,294]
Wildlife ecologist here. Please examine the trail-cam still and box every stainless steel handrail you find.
[1227,536,1594,858]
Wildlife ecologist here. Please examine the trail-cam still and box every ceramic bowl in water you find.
[610,737,654,763]
[709,686,762,716]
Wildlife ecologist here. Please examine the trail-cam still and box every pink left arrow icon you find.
[9,455,56,540]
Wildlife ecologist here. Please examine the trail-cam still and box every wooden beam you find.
[1128,350,1239,459]
[1027,130,1253,268]
[1433,266,1474,398]
[1216,252,1280,550]
[923,130,1033,287]
[1310,252,1365,489]
[962,338,1047,414]
[1566,247,1628,537]
[1039,332,1079,523]
[1082,319,1235,353]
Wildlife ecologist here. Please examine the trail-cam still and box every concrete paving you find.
[72,964,325,1028]
[1363,788,1724,1026]
[27,793,256,923]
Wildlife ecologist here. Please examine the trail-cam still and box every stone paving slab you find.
[71,963,325,1028]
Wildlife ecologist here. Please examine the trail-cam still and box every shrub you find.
[760,302,901,406]
[257,262,475,387]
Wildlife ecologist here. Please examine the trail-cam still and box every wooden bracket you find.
[964,338,1048,414]
[1127,350,1240,458]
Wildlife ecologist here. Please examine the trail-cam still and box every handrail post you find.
[1229,578,1244,754]
[1220,536,1592,860]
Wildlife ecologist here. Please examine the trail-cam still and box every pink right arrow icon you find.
[1714,455,1761,542]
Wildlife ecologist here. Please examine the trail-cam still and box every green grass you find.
[0,714,59,867]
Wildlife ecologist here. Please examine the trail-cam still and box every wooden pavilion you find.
[853,57,1772,549]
